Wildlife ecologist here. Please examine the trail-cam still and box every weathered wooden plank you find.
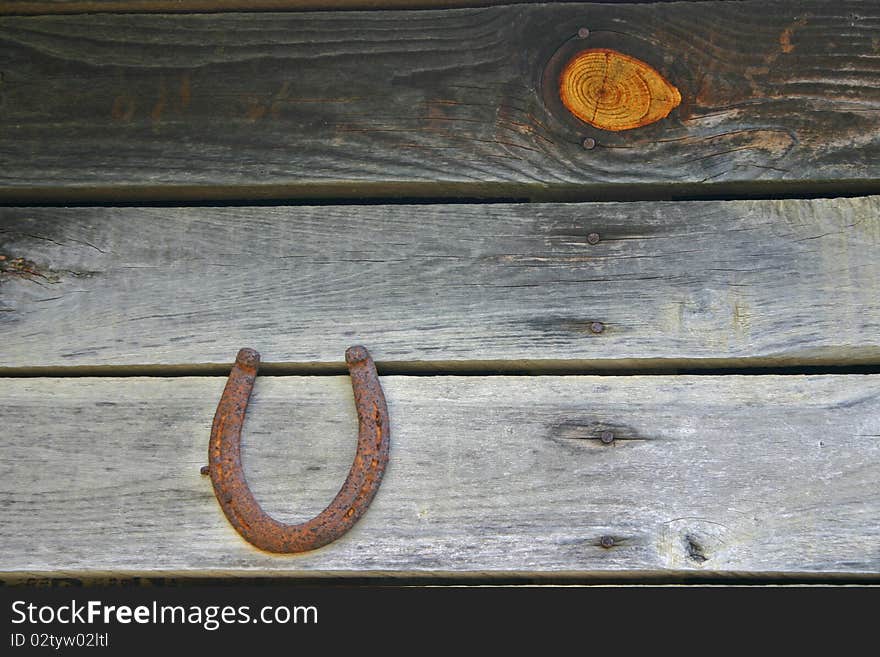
[2,197,879,369]
[0,1,878,201]
[1,375,877,577]
[2,1,655,17]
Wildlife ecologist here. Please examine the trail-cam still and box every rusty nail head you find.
[577,27,590,39]
[589,321,605,334]
[200,465,209,476]
[586,232,601,245]
[582,137,596,150]
[600,535,615,548]
[600,430,614,444]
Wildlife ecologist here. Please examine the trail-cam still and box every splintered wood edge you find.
[559,49,681,131]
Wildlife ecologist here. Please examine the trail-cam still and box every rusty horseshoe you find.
[204,346,390,553]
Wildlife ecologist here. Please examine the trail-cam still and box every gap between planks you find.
[4,573,880,585]
[2,180,880,207]
[3,359,880,378]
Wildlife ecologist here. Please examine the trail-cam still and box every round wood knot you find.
[559,49,681,131]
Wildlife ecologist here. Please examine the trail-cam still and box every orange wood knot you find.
[559,49,681,131]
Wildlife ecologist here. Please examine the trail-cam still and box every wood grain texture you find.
[1,375,878,577]
[0,1,878,200]
[2,197,879,369]
[559,49,682,131]
[0,1,650,18]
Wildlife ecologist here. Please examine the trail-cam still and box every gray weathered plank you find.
[2,197,879,369]
[0,1,878,201]
[1,375,878,577]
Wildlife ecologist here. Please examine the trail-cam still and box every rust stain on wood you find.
[111,95,136,122]
[0,254,46,281]
[151,76,168,126]
[244,96,268,122]
[780,28,795,54]
[780,16,808,55]
[179,73,191,110]
[559,49,681,131]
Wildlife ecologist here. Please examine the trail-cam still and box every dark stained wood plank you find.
[0,1,878,201]
[2,197,879,369]
[2,375,878,577]
[0,1,716,17]
[0,0,517,14]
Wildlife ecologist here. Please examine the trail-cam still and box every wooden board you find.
[2,196,879,370]
[1,375,878,577]
[1,1,878,201]
[2,1,621,17]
